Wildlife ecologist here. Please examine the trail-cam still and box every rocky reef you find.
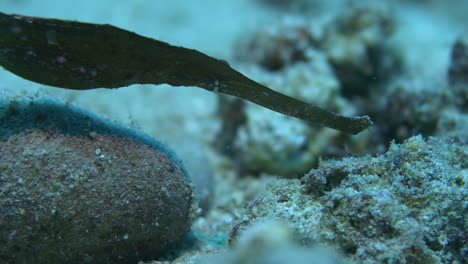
[0,0,467,263]
[235,136,467,263]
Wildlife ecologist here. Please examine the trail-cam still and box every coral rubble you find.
[238,136,467,263]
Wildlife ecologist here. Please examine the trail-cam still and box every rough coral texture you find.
[0,99,193,263]
[238,135,467,263]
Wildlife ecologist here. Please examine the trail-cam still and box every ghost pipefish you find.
[0,12,371,134]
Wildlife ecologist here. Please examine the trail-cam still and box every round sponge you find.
[0,97,193,263]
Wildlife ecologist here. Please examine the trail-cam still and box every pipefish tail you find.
[0,12,372,134]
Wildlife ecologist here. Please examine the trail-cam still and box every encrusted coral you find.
[237,135,467,263]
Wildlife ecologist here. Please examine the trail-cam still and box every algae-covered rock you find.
[0,97,193,263]
[238,135,467,263]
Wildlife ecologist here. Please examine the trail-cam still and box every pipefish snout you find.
[0,12,371,134]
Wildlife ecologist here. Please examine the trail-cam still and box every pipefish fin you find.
[0,12,371,134]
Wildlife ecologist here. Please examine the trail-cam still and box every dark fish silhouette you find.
[0,12,371,134]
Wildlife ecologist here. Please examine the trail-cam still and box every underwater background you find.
[0,0,467,263]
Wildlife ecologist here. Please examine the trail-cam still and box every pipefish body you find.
[0,12,371,134]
